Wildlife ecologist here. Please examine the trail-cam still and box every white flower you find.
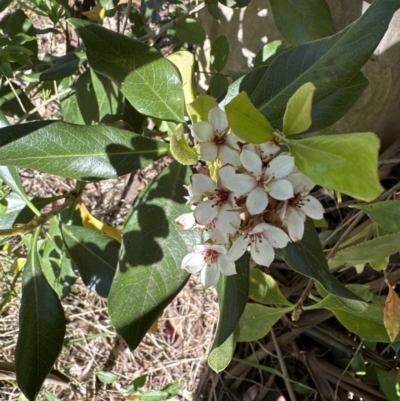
[191,106,242,167]
[190,165,240,244]
[181,244,236,287]
[281,172,325,242]
[225,150,295,215]
[174,212,196,230]
[228,223,290,267]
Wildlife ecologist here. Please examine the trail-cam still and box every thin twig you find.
[6,77,27,114]
[270,328,297,401]
[16,88,73,124]
[121,0,133,33]
[292,279,314,321]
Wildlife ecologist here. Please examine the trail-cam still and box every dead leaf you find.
[384,281,400,342]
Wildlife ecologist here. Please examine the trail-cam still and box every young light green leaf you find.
[352,201,400,233]
[225,92,275,144]
[167,51,196,107]
[176,18,205,44]
[96,371,118,384]
[276,219,365,304]
[170,124,198,165]
[283,82,315,136]
[245,0,400,125]
[61,225,119,298]
[211,35,229,72]
[329,232,400,269]
[249,268,293,306]
[208,326,239,373]
[254,40,285,68]
[370,257,389,271]
[269,0,335,45]
[187,95,218,123]
[238,304,293,342]
[0,121,169,180]
[15,230,66,401]
[108,162,201,350]
[288,133,383,201]
[68,19,185,122]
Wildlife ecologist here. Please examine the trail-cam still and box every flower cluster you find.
[176,106,324,287]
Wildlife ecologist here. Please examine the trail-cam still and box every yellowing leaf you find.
[187,95,218,123]
[384,283,400,342]
[148,319,158,334]
[225,92,275,144]
[283,82,315,136]
[167,52,196,109]
[82,5,106,20]
[80,202,122,243]
[10,257,26,273]
[370,257,389,271]
[170,124,198,165]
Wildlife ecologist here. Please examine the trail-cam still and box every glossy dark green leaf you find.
[375,367,400,401]
[352,201,400,233]
[269,0,335,45]
[68,19,185,122]
[0,121,169,180]
[59,77,85,125]
[209,74,229,99]
[176,18,205,44]
[208,326,239,373]
[244,0,400,124]
[61,225,119,298]
[211,35,229,72]
[15,234,66,401]
[108,162,201,350]
[0,81,37,120]
[0,166,32,208]
[276,219,364,302]
[0,0,13,13]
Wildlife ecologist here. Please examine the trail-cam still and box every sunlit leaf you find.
[384,283,400,342]
[170,124,198,165]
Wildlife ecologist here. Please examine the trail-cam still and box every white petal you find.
[219,145,241,167]
[242,143,257,153]
[191,174,217,194]
[212,209,240,243]
[241,149,263,176]
[300,196,324,219]
[194,200,218,225]
[218,255,236,276]
[228,235,248,261]
[266,155,295,180]
[201,264,220,287]
[260,141,280,159]
[249,223,271,234]
[263,226,290,248]
[250,237,274,267]
[226,133,242,150]
[200,141,218,162]
[286,208,305,242]
[225,174,257,196]
[287,173,315,194]
[219,165,236,189]
[209,244,228,254]
[268,179,293,200]
[246,187,269,215]
[175,212,195,230]
[181,252,205,273]
[192,122,214,142]
[193,244,211,253]
[208,107,229,134]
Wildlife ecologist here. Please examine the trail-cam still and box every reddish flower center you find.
[211,189,230,207]
[288,194,303,209]
[204,249,219,265]
[212,133,227,146]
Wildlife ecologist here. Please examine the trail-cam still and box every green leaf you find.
[170,124,198,165]
[176,18,205,44]
[209,74,229,99]
[61,225,118,298]
[225,92,274,144]
[308,71,368,132]
[288,133,383,201]
[140,390,168,401]
[238,304,293,342]
[269,0,335,45]
[249,268,293,306]
[127,375,147,393]
[254,40,285,68]
[187,94,218,123]
[245,0,400,124]
[0,121,169,180]
[43,390,61,401]
[329,232,400,269]
[375,367,400,401]
[283,82,315,135]
[0,166,32,208]
[59,77,85,125]
[15,232,66,401]
[68,19,185,122]
[0,197,7,216]
[211,35,229,72]
[276,219,365,303]
[108,162,201,350]
[162,380,184,396]
[352,201,400,233]
[208,326,239,373]
[96,371,118,384]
